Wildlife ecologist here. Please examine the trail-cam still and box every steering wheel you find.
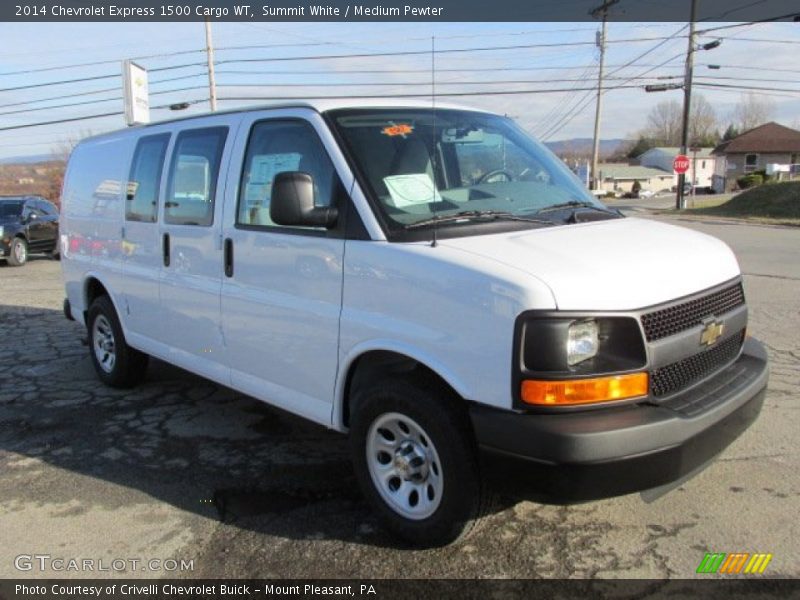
[475,169,515,184]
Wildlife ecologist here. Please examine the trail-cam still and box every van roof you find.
[79,98,494,144]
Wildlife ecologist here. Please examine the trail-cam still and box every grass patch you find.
[686,181,800,224]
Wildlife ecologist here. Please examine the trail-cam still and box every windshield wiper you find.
[532,201,620,216]
[404,210,555,230]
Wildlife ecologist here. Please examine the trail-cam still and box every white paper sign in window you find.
[383,173,442,208]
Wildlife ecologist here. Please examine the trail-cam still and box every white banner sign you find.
[123,60,149,126]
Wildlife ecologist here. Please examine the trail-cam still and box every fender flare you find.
[332,339,474,431]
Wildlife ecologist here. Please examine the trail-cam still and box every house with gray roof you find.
[596,163,674,195]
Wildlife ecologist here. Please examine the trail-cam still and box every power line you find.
[0,111,125,132]
[0,71,209,110]
[0,36,683,94]
[0,76,685,118]
[694,82,800,94]
[217,75,679,88]
[219,83,649,102]
[695,12,800,34]
[531,64,598,138]
[537,24,687,141]
[703,36,800,44]
[212,63,684,77]
[0,26,610,78]
[0,85,210,118]
[0,100,206,132]
[696,74,800,85]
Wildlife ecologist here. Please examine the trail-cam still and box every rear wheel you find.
[87,295,148,388]
[350,376,494,547]
[7,237,27,267]
[48,237,61,260]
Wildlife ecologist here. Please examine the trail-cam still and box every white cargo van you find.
[61,101,768,546]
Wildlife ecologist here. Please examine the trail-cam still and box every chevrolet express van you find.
[61,101,768,546]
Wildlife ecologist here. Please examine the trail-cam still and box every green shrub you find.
[737,174,763,189]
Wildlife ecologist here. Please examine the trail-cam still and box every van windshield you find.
[329,108,608,238]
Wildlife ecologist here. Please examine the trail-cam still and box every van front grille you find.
[641,282,745,342]
[650,330,746,397]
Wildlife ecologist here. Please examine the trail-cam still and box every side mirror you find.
[26,212,38,222]
[270,171,338,229]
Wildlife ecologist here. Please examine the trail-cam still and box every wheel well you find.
[341,350,460,428]
[84,278,109,311]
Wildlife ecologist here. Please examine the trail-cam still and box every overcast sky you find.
[0,20,798,159]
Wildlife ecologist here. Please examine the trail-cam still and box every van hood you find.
[440,217,741,311]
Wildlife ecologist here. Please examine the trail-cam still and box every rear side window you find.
[165,127,228,226]
[126,133,169,222]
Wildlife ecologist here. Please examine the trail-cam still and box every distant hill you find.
[0,154,56,165]
[545,138,630,158]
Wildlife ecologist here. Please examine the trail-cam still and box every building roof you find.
[640,146,714,158]
[713,122,800,155]
[598,163,672,180]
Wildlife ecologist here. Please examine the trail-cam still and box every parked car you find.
[60,101,768,546]
[0,195,60,266]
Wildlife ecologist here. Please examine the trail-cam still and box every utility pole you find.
[589,0,618,191]
[204,19,217,112]
[677,0,698,210]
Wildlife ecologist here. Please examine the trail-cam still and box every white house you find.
[594,163,674,195]
[637,147,716,190]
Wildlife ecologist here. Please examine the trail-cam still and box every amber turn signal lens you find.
[521,372,649,406]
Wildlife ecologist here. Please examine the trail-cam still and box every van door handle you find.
[224,238,234,277]
[162,233,170,267]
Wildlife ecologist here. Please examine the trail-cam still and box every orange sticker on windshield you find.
[382,123,414,137]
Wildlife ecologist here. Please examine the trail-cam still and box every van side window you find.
[237,120,335,230]
[126,133,169,222]
[165,127,227,226]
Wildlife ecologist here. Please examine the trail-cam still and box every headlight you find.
[0,226,4,238]
[567,319,599,366]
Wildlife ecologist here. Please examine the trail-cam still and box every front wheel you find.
[7,237,27,266]
[350,377,494,547]
[87,295,149,388]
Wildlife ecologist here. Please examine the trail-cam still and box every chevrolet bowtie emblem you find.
[700,320,725,346]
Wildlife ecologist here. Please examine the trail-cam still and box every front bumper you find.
[470,337,769,502]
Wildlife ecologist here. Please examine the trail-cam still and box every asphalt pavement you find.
[0,213,797,579]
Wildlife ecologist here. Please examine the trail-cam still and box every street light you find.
[644,83,683,92]
[700,39,722,51]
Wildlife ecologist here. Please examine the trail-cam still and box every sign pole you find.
[677,0,698,210]
[205,19,217,112]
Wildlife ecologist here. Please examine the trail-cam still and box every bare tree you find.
[640,94,719,147]
[688,95,719,146]
[46,131,90,206]
[644,99,683,146]
[731,92,775,132]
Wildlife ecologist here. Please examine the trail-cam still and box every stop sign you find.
[673,154,690,174]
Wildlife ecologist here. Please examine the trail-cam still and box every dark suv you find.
[0,196,60,267]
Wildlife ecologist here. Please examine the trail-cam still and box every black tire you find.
[349,376,494,547]
[7,237,28,267]
[48,237,61,260]
[87,295,148,388]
